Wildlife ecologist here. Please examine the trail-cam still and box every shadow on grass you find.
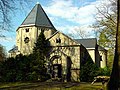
[0,82,104,90]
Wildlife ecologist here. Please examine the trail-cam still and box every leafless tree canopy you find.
[0,0,31,37]
[92,0,117,49]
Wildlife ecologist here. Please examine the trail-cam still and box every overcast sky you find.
[0,0,110,52]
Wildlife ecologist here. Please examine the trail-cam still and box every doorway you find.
[66,56,72,82]
[52,64,62,78]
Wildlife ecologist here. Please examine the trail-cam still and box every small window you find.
[24,37,29,43]
[56,38,61,43]
[25,28,29,32]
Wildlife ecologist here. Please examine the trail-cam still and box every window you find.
[56,38,61,43]
[25,28,29,32]
[24,37,29,43]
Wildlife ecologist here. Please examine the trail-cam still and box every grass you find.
[0,82,32,88]
[0,81,106,90]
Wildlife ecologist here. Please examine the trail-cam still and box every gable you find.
[49,31,80,46]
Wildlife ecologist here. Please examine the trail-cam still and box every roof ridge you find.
[35,4,39,26]
[74,38,97,40]
[36,4,56,29]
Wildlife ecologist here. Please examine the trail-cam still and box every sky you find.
[0,0,109,53]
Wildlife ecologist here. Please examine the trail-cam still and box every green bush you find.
[0,31,50,82]
[98,67,111,76]
[80,54,111,82]
[80,56,99,82]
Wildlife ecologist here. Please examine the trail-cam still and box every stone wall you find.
[16,26,55,55]
[48,32,82,81]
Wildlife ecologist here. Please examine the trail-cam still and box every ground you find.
[0,81,107,90]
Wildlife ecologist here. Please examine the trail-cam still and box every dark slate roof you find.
[20,3,55,29]
[98,45,107,51]
[74,38,97,48]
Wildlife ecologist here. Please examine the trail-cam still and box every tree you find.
[80,49,100,82]
[30,30,50,81]
[80,56,99,82]
[0,44,6,61]
[92,0,117,69]
[0,30,50,82]
[68,26,90,39]
[15,54,31,81]
[0,0,30,37]
[0,54,32,82]
[107,0,120,89]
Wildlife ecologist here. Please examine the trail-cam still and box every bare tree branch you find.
[0,0,31,38]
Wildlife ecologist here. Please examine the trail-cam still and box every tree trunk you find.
[107,0,120,90]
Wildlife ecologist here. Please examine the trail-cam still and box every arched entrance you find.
[48,49,72,81]
[49,55,62,79]
[52,64,62,78]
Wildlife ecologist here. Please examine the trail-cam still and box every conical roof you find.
[20,3,55,29]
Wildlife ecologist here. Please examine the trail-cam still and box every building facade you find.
[9,3,107,82]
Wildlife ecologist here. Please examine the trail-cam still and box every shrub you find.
[80,56,99,82]
[98,67,111,76]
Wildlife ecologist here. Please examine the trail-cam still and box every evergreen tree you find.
[0,30,50,82]
[30,30,49,81]
[80,56,99,82]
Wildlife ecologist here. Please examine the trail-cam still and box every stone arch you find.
[48,48,73,81]
[50,55,60,62]
[49,55,62,78]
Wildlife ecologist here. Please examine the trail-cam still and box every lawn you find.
[0,81,106,90]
